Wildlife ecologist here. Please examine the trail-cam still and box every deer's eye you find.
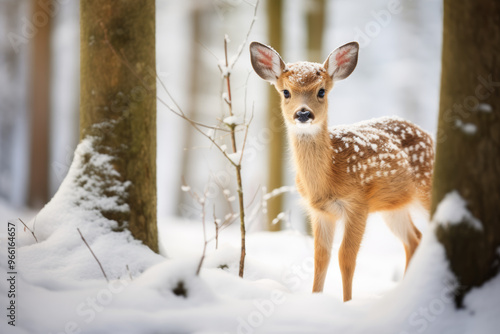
[318,88,325,98]
[283,90,291,99]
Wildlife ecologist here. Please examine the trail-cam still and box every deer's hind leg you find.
[381,206,422,272]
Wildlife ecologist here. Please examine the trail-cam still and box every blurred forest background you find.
[0,0,442,232]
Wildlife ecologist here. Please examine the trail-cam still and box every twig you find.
[181,177,209,276]
[221,36,248,278]
[245,184,262,212]
[243,72,252,123]
[247,186,296,227]
[211,173,235,215]
[166,2,260,278]
[228,0,260,70]
[157,88,239,167]
[196,193,208,276]
[32,215,37,235]
[77,228,109,283]
[100,20,228,135]
[238,111,254,166]
[126,264,133,281]
[213,205,220,250]
[156,73,228,132]
[18,218,38,243]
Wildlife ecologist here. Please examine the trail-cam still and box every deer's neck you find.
[289,122,335,198]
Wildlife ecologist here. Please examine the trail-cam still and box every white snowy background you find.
[1,0,499,333]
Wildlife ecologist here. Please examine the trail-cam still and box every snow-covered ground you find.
[1,198,499,333]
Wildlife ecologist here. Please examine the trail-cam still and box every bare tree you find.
[80,0,158,252]
[306,0,326,63]
[28,0,53,208]
[0,1,29,206]
[266,0,284,231]
[433,0,500,307]
[177,3,204,215]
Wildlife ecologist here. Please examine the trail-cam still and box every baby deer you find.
[250,41,434,301]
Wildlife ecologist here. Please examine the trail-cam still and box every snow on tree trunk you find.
[80,0,158,252]
[432,0,500,308]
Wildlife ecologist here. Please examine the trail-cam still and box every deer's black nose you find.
[294,109,313,123]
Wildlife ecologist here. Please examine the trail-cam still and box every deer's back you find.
[329,116,434,211]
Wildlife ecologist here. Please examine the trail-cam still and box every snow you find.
[478,103,492,113]
[223,115,238,126]
[455,119,477,135]
[433,190,483,231]
[226,151,243,164]
[286,61,324,85]
[9,136,164,287]
[2,191,500,333]
[219,62,231,78]
[271,212,286,225]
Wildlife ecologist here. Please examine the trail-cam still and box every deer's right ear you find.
[323,42,359,82]
[250,42,286,84]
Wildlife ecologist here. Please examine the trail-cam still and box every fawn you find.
[250,41,434,301]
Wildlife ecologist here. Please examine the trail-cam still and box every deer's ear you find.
[323,42,359,81]
[250,42,286,84]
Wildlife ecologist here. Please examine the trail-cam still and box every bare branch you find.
[101,19,231,136]
[243,71,252,123]
[229,0,260,70]
[238,112,254,166]
[126,264,133,281]
[18,218,38,243]
[247,186,297,227]
[77,228,109,282]
[213,205,220,250]
[196,193,208,276]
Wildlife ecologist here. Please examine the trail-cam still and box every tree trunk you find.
[0,0,29,206]
[266,0,284,231]
[306,0,326,63]
[28,0,52,208]
[432,0,500,308]
[177,5,202,216]
[80,0,158,252]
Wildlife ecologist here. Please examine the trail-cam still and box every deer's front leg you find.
[312,212,336,293]
[339,206,368,301]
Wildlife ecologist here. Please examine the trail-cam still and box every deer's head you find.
[250,41,359,136]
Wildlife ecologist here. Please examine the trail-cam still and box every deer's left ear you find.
[323,42,359,81]
[250,42,287,84]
